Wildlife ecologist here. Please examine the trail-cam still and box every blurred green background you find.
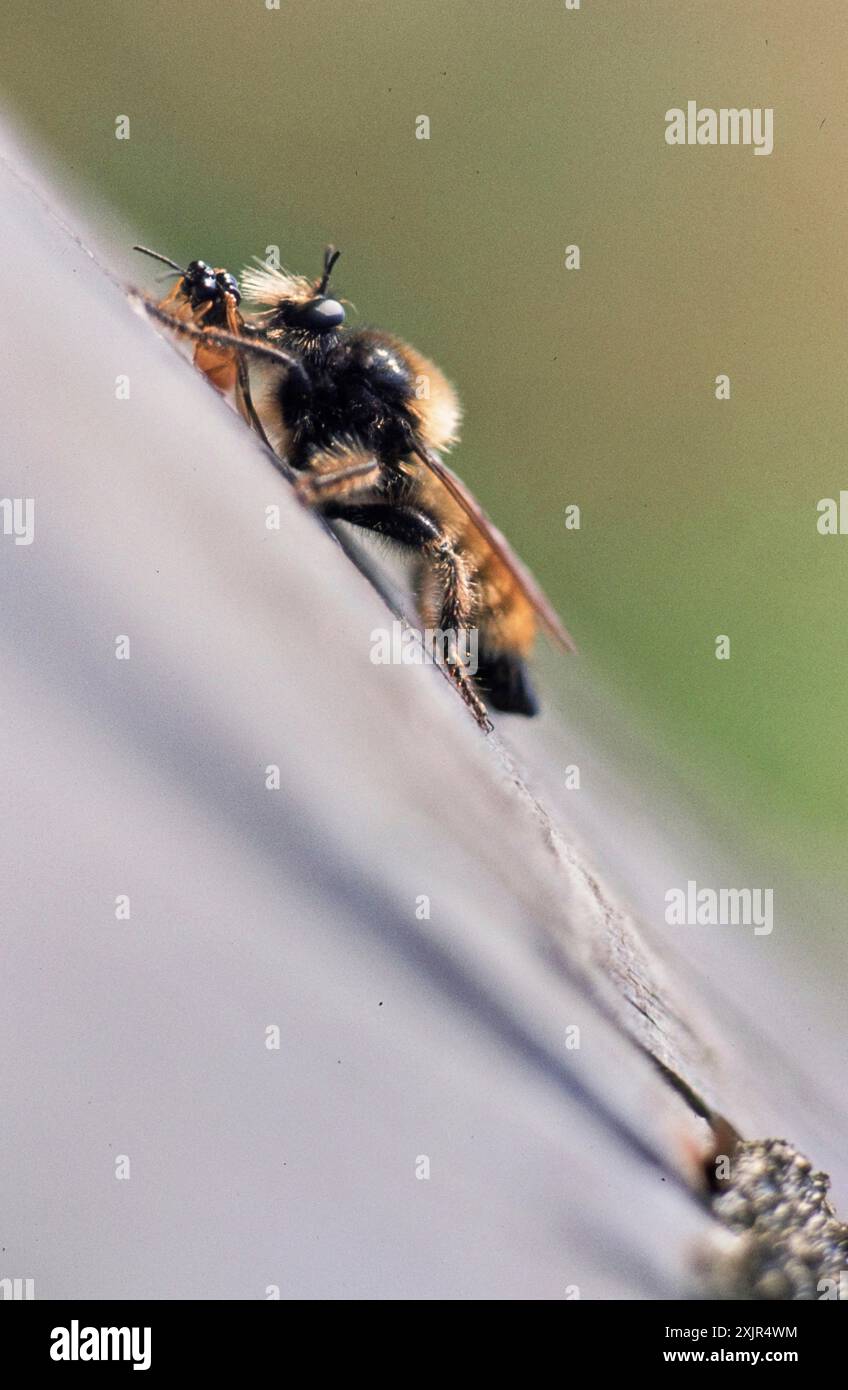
[1,0,846,890]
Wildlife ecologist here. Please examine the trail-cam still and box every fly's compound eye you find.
[216,271,240,305]
[295,297,345,331]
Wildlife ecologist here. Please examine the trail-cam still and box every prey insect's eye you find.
[293,297,345,331]
[217,271,240,304]
[183,260,219,304]
[193,276,220,303]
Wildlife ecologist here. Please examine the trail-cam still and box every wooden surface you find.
[0,132,845,1299]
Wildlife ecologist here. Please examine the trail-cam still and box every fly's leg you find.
[425,534,491,732]
[293,446,382,505]
[323,502,492,732]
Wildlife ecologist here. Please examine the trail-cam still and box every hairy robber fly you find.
[133,244,575,728]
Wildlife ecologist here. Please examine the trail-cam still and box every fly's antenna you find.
[133,245,185,275]
[317,245,341,295]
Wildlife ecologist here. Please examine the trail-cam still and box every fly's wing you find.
[410,442,576,653]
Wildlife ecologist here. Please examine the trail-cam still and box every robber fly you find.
[133,244,575,728]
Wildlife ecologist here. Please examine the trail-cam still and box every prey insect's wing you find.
[409,441,576,653]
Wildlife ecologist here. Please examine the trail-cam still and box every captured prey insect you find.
[133,244,575,728]
[133,245,272,445]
